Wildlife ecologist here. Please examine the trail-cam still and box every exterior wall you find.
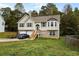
[18,19,35,30]
[18,17,60,38]
[35,23,41,30]
[40,21,59,31]
[18,18,34,35]
[39,30,59,38]
[18,19,59,31]
[18,30,59,38]
[47,21,59,30]
[0,16,5,32]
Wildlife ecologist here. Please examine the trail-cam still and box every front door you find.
[36,24,40,30]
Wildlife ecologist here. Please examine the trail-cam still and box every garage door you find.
[27,31,33,35]
[19,31,33,35]
[19,31,27,34]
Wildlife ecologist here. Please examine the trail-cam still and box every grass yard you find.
[0,32,17,38]
[0,37,79,56]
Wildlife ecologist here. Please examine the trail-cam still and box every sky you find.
[0,3,79,12]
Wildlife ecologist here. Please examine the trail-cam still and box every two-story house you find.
[17,13,60,38]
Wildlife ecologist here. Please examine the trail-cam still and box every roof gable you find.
[17,14,29,23]
[48,18,58,21]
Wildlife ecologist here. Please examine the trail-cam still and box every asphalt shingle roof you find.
[31,15,60,22]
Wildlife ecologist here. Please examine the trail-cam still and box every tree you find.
[39,6,47,16]
[60,14,78,35]
[1,7,11,19]
[15,3,25,13]
[2,7,24,32]
[63,4,72,14]
[74,7,79,16]
[11,10,24,21]
[8,10,24,31]
[31,10,38,17]
[39,3,59,16]
[46,3,58,15]
[60,4,78,35]
[1,7,11,31]
[73,7,79,34]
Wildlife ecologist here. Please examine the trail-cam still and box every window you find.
[48,22,49,27]
[27,23,32,27]
[2,22,5,26]
[19,23,24,27]
[53,31,55,35]
[55,22,57,26]
[49,31,55,36]
[36,24,39,30]
[51,22,53,26]
[41,22,46,27]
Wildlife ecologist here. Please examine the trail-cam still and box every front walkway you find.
[0,38,29,42]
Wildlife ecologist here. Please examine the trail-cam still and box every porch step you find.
[30,30,37,40]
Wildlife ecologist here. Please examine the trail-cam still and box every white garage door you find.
[27,31,33,35]
[19,31,27,34]
[19,31,33,35]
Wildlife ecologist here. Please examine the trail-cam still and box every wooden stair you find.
[30,30,37,40]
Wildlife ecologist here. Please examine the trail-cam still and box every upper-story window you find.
[41,22,46,27]
[19,23,24,27]
[48,18,58,27]
[51,22,53,27]
[27,23,32,27]
[48,22,49,27]
[55,22,57,26]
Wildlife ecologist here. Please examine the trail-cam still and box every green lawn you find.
[0,32,17,38]
[0,37,79,56]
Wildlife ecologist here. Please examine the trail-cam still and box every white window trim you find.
[27,23,32,27]
[49,31,56,36]
[19,23,24,27]
[41,22,46,27]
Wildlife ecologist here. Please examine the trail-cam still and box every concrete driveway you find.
[0,38,29,42]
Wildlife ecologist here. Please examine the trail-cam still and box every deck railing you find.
[30,30,37,40]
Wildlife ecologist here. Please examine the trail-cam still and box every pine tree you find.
[15,3,25,13]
